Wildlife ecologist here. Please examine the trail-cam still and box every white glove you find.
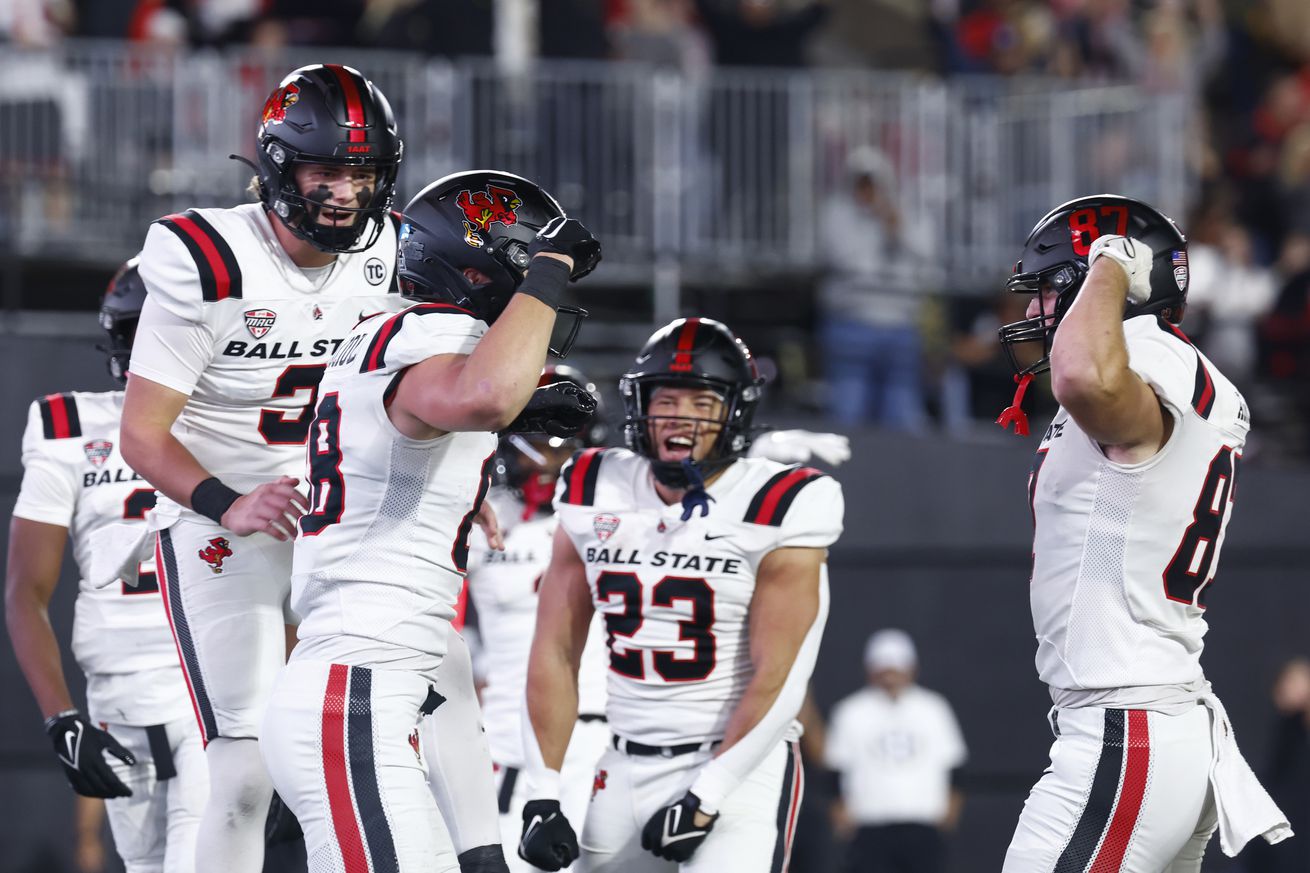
[1087,234,1154,305]
[748,430,851,467]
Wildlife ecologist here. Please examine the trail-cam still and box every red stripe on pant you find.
[323,664,371,873]
[1089,709,1151,873]
[154,534,209,747]
[782,742,805,872]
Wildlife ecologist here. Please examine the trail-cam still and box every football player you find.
[6,260,209,872]
[995,195,1291,871]
[259,170,600,873]
[520,317,844,872]
[120,65,408,873]
[466,365,612,872]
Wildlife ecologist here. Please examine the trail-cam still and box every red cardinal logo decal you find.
[456,185,522,231]
[592,769,608,799]
[261,82,300,127]
[198,537,233,574]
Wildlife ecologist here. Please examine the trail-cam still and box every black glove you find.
[503,382,598,439]
[640,791,718,862]
[529,217,602,281]
[44,710,135,798]
[518,799,579,871]
[265,791,304,846]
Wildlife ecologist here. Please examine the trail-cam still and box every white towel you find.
[1200,692,1294,856]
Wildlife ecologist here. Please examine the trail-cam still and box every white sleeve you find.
[371,307,485,373]
[777,474,844,550]
[12,400,78,528]
[688,575,830,814]
[130,222,216,395]
[1124,316,1198,419]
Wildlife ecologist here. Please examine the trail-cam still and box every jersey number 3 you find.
[597,571,716,682]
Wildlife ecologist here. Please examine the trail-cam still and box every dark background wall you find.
[1,334,1307,873]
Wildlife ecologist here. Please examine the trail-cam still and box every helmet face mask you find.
[620,319,763,488]
[99,258,147,385]
[998,194,1188,376]
[397,170,587,356]
[254,64,403,254]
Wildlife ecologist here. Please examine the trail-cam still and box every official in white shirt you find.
[825,630,967,873]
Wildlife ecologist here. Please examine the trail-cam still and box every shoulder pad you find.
[36,392,82,439]
[1154,318,1216,419]
[358,302,476,373]
[743,466,827,526]
[558,447,607,507]
[154,209,243,302]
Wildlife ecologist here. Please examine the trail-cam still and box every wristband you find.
[43,709,79,732]
[191,477,241,525]
[514,257,571,311]
[524,767,563,801]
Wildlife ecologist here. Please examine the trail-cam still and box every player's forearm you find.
[452,294,558,430]
[120,421,219,510]
[1050,259,1133,407]
[4,589,75,718]
[524,646,579,773]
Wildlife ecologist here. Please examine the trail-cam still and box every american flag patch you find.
[1171,250,1189,292]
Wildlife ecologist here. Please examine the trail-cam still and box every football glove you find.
[640,791,718,862]
[518,799,579,871]
[529,217,602,281]
[265,791,304,846]
[1087,234,1154,305]
[503,382,598,439]
[748,429,851,467]
[44,710,135,798]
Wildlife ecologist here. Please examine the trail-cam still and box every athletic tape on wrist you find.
[191,477,242,526]
[514,257,572,311]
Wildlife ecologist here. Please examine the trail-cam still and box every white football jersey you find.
[466,487,608,767]
[290,303,496,679]
[131,203,406,512]
[1030,315,1249,707]
[12,390,191,724]
[553,448,844,746]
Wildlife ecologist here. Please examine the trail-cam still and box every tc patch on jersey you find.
[364,257,388,286]
[593,514,620,542]
[83,439,113,467]
[197,537,233,574]
[244,309,277,339]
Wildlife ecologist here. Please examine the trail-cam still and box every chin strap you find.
[520,476,556,521]
[679,459,716,521]
[996,373,1034,436]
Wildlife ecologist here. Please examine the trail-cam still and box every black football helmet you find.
[998,194,1189,376]
[620,318,763,489]
[396,170,588,356]
[495,364,607,518]
[254,64,403,253]
[99,257,147,385]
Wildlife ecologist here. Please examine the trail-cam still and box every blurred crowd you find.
[4,0,1310,457]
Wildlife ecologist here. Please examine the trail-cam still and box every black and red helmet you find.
[396,169,588,356]
[255,64,403,254]
[999,194,1189,376]
[99,257,147,385]
[620,318,763,488]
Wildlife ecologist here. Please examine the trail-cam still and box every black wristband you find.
[191,477,241,525]
[514,256,571,311]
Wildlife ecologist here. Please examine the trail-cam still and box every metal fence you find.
[0,42,1191,305]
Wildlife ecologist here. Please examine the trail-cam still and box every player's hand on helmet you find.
[748,430,851,467]
[221,476,308,541]
[45,711,135,798]
[529,217,602,282]
[518,799,579,870]
[503,382,599,440]
[640,791,718,862]
[1087,235,1154,305]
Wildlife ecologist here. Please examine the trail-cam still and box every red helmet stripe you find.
[671,317,700,373]
[325,64,367,143]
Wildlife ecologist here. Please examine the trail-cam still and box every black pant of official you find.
[845,823,943,873]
